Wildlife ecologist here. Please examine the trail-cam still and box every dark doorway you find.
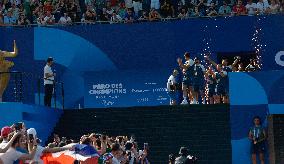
[216,51,257,67]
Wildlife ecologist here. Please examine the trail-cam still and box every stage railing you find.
[0,71,64,109]
[0,13,283,28]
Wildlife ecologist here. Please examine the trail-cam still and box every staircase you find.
[49,104,232,164]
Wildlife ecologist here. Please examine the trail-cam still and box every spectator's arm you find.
[171,6,175,17]
[100,140,107,155]
[19,145,37,161]
[42,146,71,153]
[231,58,239,70]
[0,131,21,153]
[245,64,250,72]
[211,71,216,79]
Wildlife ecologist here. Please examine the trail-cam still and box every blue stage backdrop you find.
[229,70,284,164]
[0,15,284,108]
[0,103,62,144]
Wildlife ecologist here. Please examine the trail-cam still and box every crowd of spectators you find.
[0,122,149,163]
[167,52,260,105]
[0,0,283,26]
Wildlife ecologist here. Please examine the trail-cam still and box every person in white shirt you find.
[108,143,121,164]
[0,126,12,150]
[0,132,37,164]
[110,11,122,23]
[26,128,72,164]
[256,0,270,14]
[43,11,55,25]
[133,0,142,16]
[58,13,72,25]
[44,57,55,107]
[246,0,257,15]
[151,0,160,10]
[0,129,22,154]
[125,0,133,9]
[167,69,179,105]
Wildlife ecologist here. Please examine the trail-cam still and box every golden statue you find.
[0,40,18,102]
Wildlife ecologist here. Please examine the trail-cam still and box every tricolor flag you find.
[41,144,100,164]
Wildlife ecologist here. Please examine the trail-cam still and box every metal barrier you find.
[0,13,283,28]
[0,71,64,109]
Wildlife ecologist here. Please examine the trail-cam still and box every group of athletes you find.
[167,52,260,105]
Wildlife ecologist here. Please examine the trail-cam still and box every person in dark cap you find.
[44,57,55,107]
[175,147,189,164]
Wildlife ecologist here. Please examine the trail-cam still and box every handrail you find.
[0,13,283,28]
[0,71,64,109]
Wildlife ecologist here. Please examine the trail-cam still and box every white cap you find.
[138,150,143,157]
[27,128,37,138]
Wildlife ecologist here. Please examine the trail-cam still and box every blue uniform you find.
[182,65,194,87]
[207,74,216,97]
[193,64,205,92]
[215,71,227,96]
[223,65,232,93]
